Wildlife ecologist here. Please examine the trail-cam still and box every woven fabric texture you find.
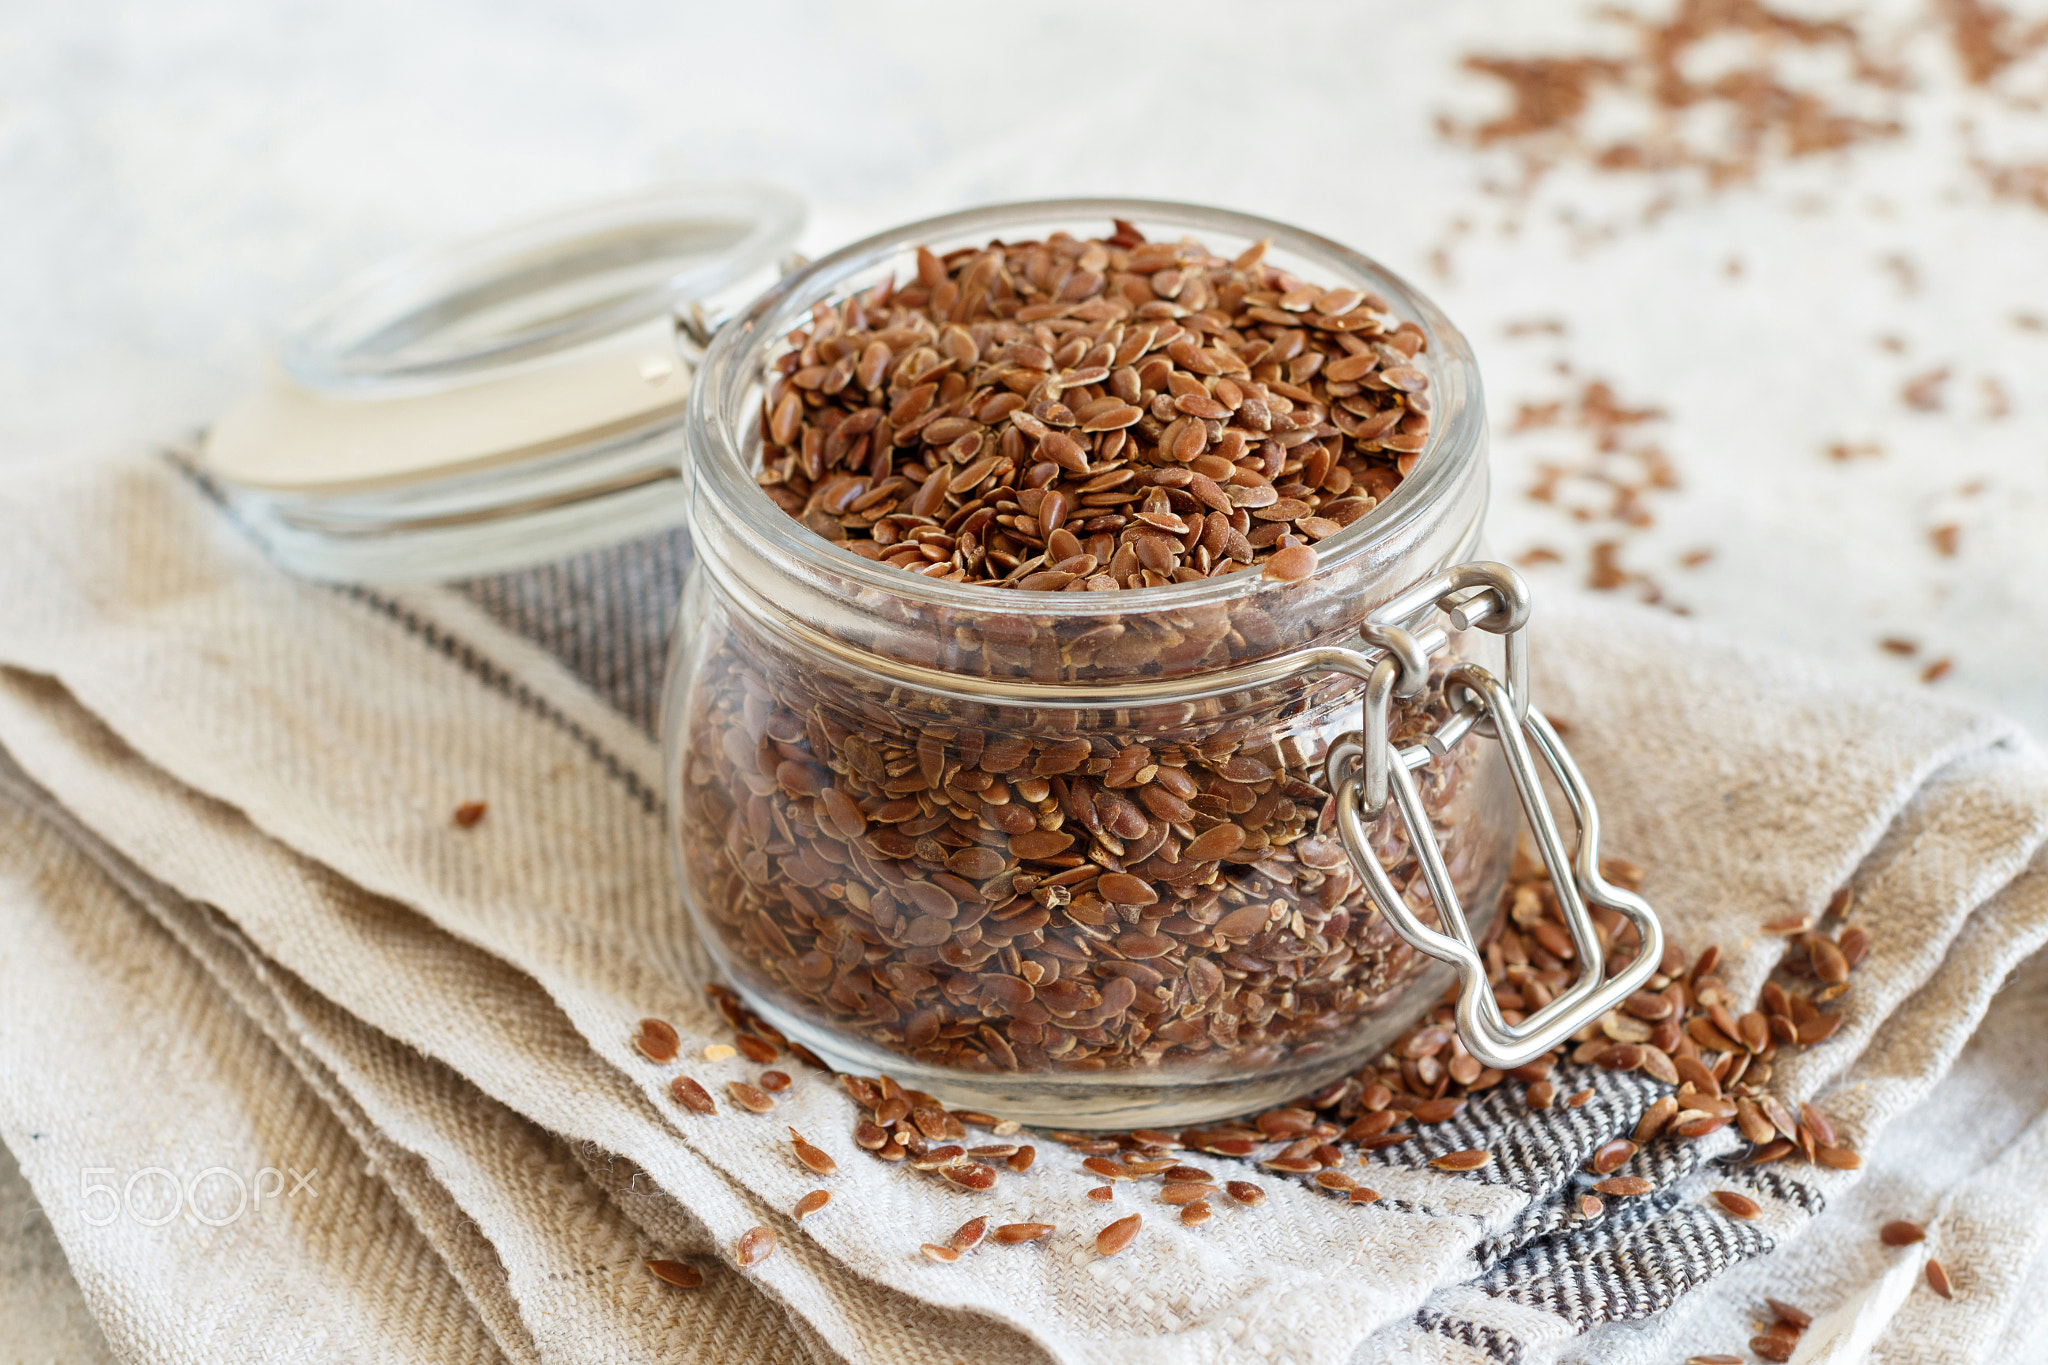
[1,456,2046,1364]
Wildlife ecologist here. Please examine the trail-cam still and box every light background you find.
[3,0,2044,1356]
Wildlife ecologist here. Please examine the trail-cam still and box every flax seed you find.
[646,1259,702,1288]
[1926,1258,1954,1299]
[1096,1213,1142,1257]
[788,1129,837,1176]
[727,1081,775,1114]
[794,1189,831,1220]
[734,1226,777,1268]
[670,1076,717,1115]
[1711,1190,1761,1219]
[1881,1219,1926,1246]
[994,1222,1055,1243]
[1430,1149,1491,1172]
[634,1019,680,1064]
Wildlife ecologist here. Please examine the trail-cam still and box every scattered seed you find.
[1007,1146,1037,1174]
[735,1034,778,1064]
[1590,1138,1637,1175]
[645,1259,702,1288]
[950,1217,988,1252]
[1348,1187,1381,1204]
[1430,1149,1491,1172]
[759,1070,792,1092]
[1881,1220,1926,1246]
[727,1081,775,1114]
[453,801,487,828]
[1595,1176,1653,1196]
[1926,1258,1954,1299]
[1096,1214,1142,1257]
[1181,1202,1213,1226]
[1087,1186,1115,1202]
[788,1128,837,1176]
[1686,1355,1743,1364]
[1711,1190,1761,1219]
[703,1044,737,1062]
[1225,1180,1266,1207]
[734,1226,777,1268]
[1750,1334,1794,1363]
[994,1222,1055,1244]
[1579,1194,1603,1218]
[920,1243,960,1263]
[1160,1182,1218,1205]
[794,1189,831,1220]
[1767,1298,1812,1329]
[670,1076,717,1115]
[634,1019,680,1064]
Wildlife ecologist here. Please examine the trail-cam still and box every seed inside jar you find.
[758,227,1427,593]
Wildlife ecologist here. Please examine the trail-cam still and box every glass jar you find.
[662,200,1644,1128]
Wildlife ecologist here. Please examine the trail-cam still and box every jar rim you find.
[687,196,1486,622]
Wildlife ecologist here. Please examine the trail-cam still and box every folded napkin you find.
[2,454,2045,1365]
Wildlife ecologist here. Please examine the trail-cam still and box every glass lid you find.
[278,181,806,396]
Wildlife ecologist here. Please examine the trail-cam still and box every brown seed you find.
[1761,914,1814,935]
[1579,1195,1603,1218]
[1635,1096,1679,1143]
[1180,1202,1213,1226]
[1711,1189,1761,1219]
[1880,1219,1926,1246]
[734,1033,778,1064]
[1159,1182,1217,1205]
[453,800,488,828]
[1590,1139,1638,1175]
[1815,1143,1863,1170]
[1225,1180,1265,1206]
[789,1128,838,1176]
[1685,1357,1743,1365]
[1925,1257,1954,1299]
[950,1216,988,1252]
[1810,936,1850,984]
[919,1243,960,1263]
[1799,1102,1839,1148]
[634,1018,680,1064]
[670,1076,717,1115]
[1095,1213,1142,1257]
[794,1189,831,1220]
[1526,1080,1556,1109]
[1767,1298,1812,1329]
[1262,544,1318,583]
[994,1222,1055,1244]
[727,1081,774,1114]
[734,1226,777,1268]
[1594,1176,1653,1196]
[1430,1149,1491,1172]
[1750,1335,1794,1363]
[646,1258,703,1288]
[1087,1185,1115,1202]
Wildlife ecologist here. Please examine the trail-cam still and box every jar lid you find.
[197,182,805,582]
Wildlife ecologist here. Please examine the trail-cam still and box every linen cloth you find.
[2,454,2046,1364]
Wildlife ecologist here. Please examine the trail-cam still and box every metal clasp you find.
[1321,562,1663,1072]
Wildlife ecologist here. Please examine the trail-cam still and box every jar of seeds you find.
[663,200,1661,1127]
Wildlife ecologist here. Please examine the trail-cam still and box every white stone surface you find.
[2,0,2044,1355]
